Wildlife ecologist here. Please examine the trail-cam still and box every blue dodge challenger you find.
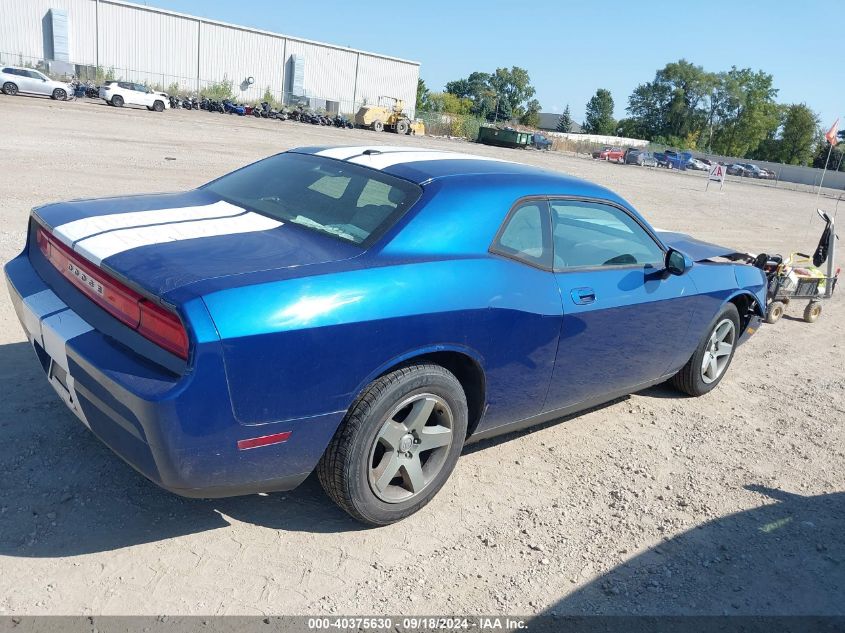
[4,146,767,525]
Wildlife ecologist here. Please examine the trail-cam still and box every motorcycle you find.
[169,95,181,109]
[333,114,354,129]
[222,99,246,115]
[254,101,270,118]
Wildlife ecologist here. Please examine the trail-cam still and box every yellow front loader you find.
[355,96,424,135]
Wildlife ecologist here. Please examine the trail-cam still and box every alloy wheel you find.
[700,318,736,384]
[368,393,454,503]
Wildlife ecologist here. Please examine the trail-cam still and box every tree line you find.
[417,59,837,168]
[416,67,541,128]
[583,59,829,167]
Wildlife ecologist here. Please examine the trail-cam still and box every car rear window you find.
[203,153,422,246]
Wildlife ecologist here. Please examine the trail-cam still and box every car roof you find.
[291,145,611,194]
[3,65,44,72]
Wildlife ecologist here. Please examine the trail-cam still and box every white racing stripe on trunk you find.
[73,212,283,265]
[347,150,508,170]
[53,200,247,246]
[53,200,245,246]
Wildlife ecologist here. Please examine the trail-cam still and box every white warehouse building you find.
[0,0,420,115]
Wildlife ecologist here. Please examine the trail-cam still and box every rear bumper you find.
[4,252,343,498]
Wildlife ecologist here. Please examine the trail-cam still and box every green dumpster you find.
[477,126,533,149]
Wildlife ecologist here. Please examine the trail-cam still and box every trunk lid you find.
[33,189,361,298]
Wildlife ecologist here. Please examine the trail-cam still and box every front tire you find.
[152,100,164,112]
[670,303,740,396]
[317,363,468,526]
[52,88,67,100]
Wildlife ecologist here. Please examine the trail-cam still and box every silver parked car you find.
[0,66,71,100]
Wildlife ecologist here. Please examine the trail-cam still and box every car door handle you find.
[570,287,596,305]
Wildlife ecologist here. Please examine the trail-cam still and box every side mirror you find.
[666,248,692,276]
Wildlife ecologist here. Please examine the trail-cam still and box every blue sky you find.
[143,0,843,126]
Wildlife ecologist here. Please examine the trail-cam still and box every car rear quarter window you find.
[202,153,422,247]
[491,200,553,269]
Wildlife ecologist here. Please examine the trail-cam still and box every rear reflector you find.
[37,226,189,359]
[237,431,292,451]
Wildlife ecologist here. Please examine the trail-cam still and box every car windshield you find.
[203,152,423,246]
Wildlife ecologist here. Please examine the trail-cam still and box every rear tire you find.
[111,95,124,107]
[317,363,468,526]
[52,88,67,100]
[803,301,822,323]
[765,301,785,324]
[670,303,740,397]
[2,82,18,96]
[372,120,384,132]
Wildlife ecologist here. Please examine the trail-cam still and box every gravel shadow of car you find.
[534,486,844,621]
[0,342,365,557]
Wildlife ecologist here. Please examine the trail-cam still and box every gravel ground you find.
[0,96,842,616]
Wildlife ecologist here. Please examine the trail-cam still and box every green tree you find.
[519,99,541,127]
[626,60,716,142]
[427,92,473,115]
[446,71,495,118]
[710,67,780,157]
[446,67,539,122]
[556,105,573,132]
[489,66,536,120]
[416,78,431,112]
[615,117,648,139]
[584,89,615,134]
[778,103,819,165]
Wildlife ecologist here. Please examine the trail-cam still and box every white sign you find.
[706,163,726,191]
[708,163,726,183]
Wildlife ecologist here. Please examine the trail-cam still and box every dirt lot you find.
[0,96,842,617]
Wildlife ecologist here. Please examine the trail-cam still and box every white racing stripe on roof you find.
[73,212,283,265]
[315,146,425,160]
[346,150,509,170]
[53,200,246,246]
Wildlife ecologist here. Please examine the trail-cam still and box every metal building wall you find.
[0,0,96,66]
[356,53,419,117]
[285,39,358,112]
[198,22,285,102]
[97,1,198,89]
[0,0,420,115]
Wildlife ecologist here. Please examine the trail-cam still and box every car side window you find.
[118,82,132,90]
[491,200,552,268]
[550,200,664,270]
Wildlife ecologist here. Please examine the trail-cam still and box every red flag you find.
[825,118,839,146]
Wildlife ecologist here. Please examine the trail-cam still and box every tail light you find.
[37,226,189,359]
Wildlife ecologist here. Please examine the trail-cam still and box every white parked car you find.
[99,80,169,112]
[0,65,72,100]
